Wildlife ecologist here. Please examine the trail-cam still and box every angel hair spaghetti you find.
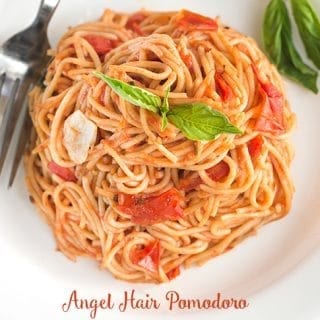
[25,9,296,283]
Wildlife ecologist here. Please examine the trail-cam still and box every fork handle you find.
[32,0,60,32]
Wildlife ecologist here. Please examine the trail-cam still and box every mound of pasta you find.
[26,9,296,283]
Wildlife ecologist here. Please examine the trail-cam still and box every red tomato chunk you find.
[126,12,147,35]
[84,35,118,55]
[215,72,233,102]
[167,266,180,280]
[180,161,230,192]
[48,161,77,182]
[131,240,160,273]
[248,136,263,159]
[252,65,285,135]
[255,82,285,135]
[177,10,218,31]
[118,188,184,225]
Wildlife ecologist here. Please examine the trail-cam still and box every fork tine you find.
[0,78,29,175]
[8,97,32,188]
[0,73,5,93]
[0,77,19,141]
[0,76,18,128]
[0,73,6,125]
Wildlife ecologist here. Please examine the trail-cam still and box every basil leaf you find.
[93,72,241,141]
[291,0,320,69]
[167,103,241,141]
[93,71,161,113]
[263,0,318,93]
[160,88,170,131]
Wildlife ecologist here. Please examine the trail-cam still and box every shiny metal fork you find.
[0,0,60,187]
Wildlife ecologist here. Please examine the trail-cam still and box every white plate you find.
[0,0,320,319]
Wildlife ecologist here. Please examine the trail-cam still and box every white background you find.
[0,0,320,319]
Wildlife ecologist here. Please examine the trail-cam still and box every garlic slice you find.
[63,110,97,164]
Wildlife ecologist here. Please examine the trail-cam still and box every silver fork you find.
[0,0,60,187]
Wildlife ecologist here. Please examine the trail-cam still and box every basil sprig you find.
[263,0,318,93]
[167,103,242,141]
[94,72,241,141]
[291,0,320,69]
[93,71,161,113]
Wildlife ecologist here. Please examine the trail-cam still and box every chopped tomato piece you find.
[179,51,193,70]
[48,161,77,182]
[255,82,285,135]
[248,136,263,159]
[126,12,147,35]
[118,188,184,225]
[207,161,230,181]
[252,65,285,135]
[215,72,233,102]
[84,35,118,55]
[177,10,218,31]
[179,174,201,192]
[167,266,180,280]
[180,161,230,191]
[131,240,160,273]
[261,82,280,98]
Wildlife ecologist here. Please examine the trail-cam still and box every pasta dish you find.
[25,9,296,283]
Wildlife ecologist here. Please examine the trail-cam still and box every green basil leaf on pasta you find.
[93,71,161,113]
[94,72,241,141]
[167,103,241,141]
[263,0,318,93]
[291,0,320,69]
[160,87,170,131]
